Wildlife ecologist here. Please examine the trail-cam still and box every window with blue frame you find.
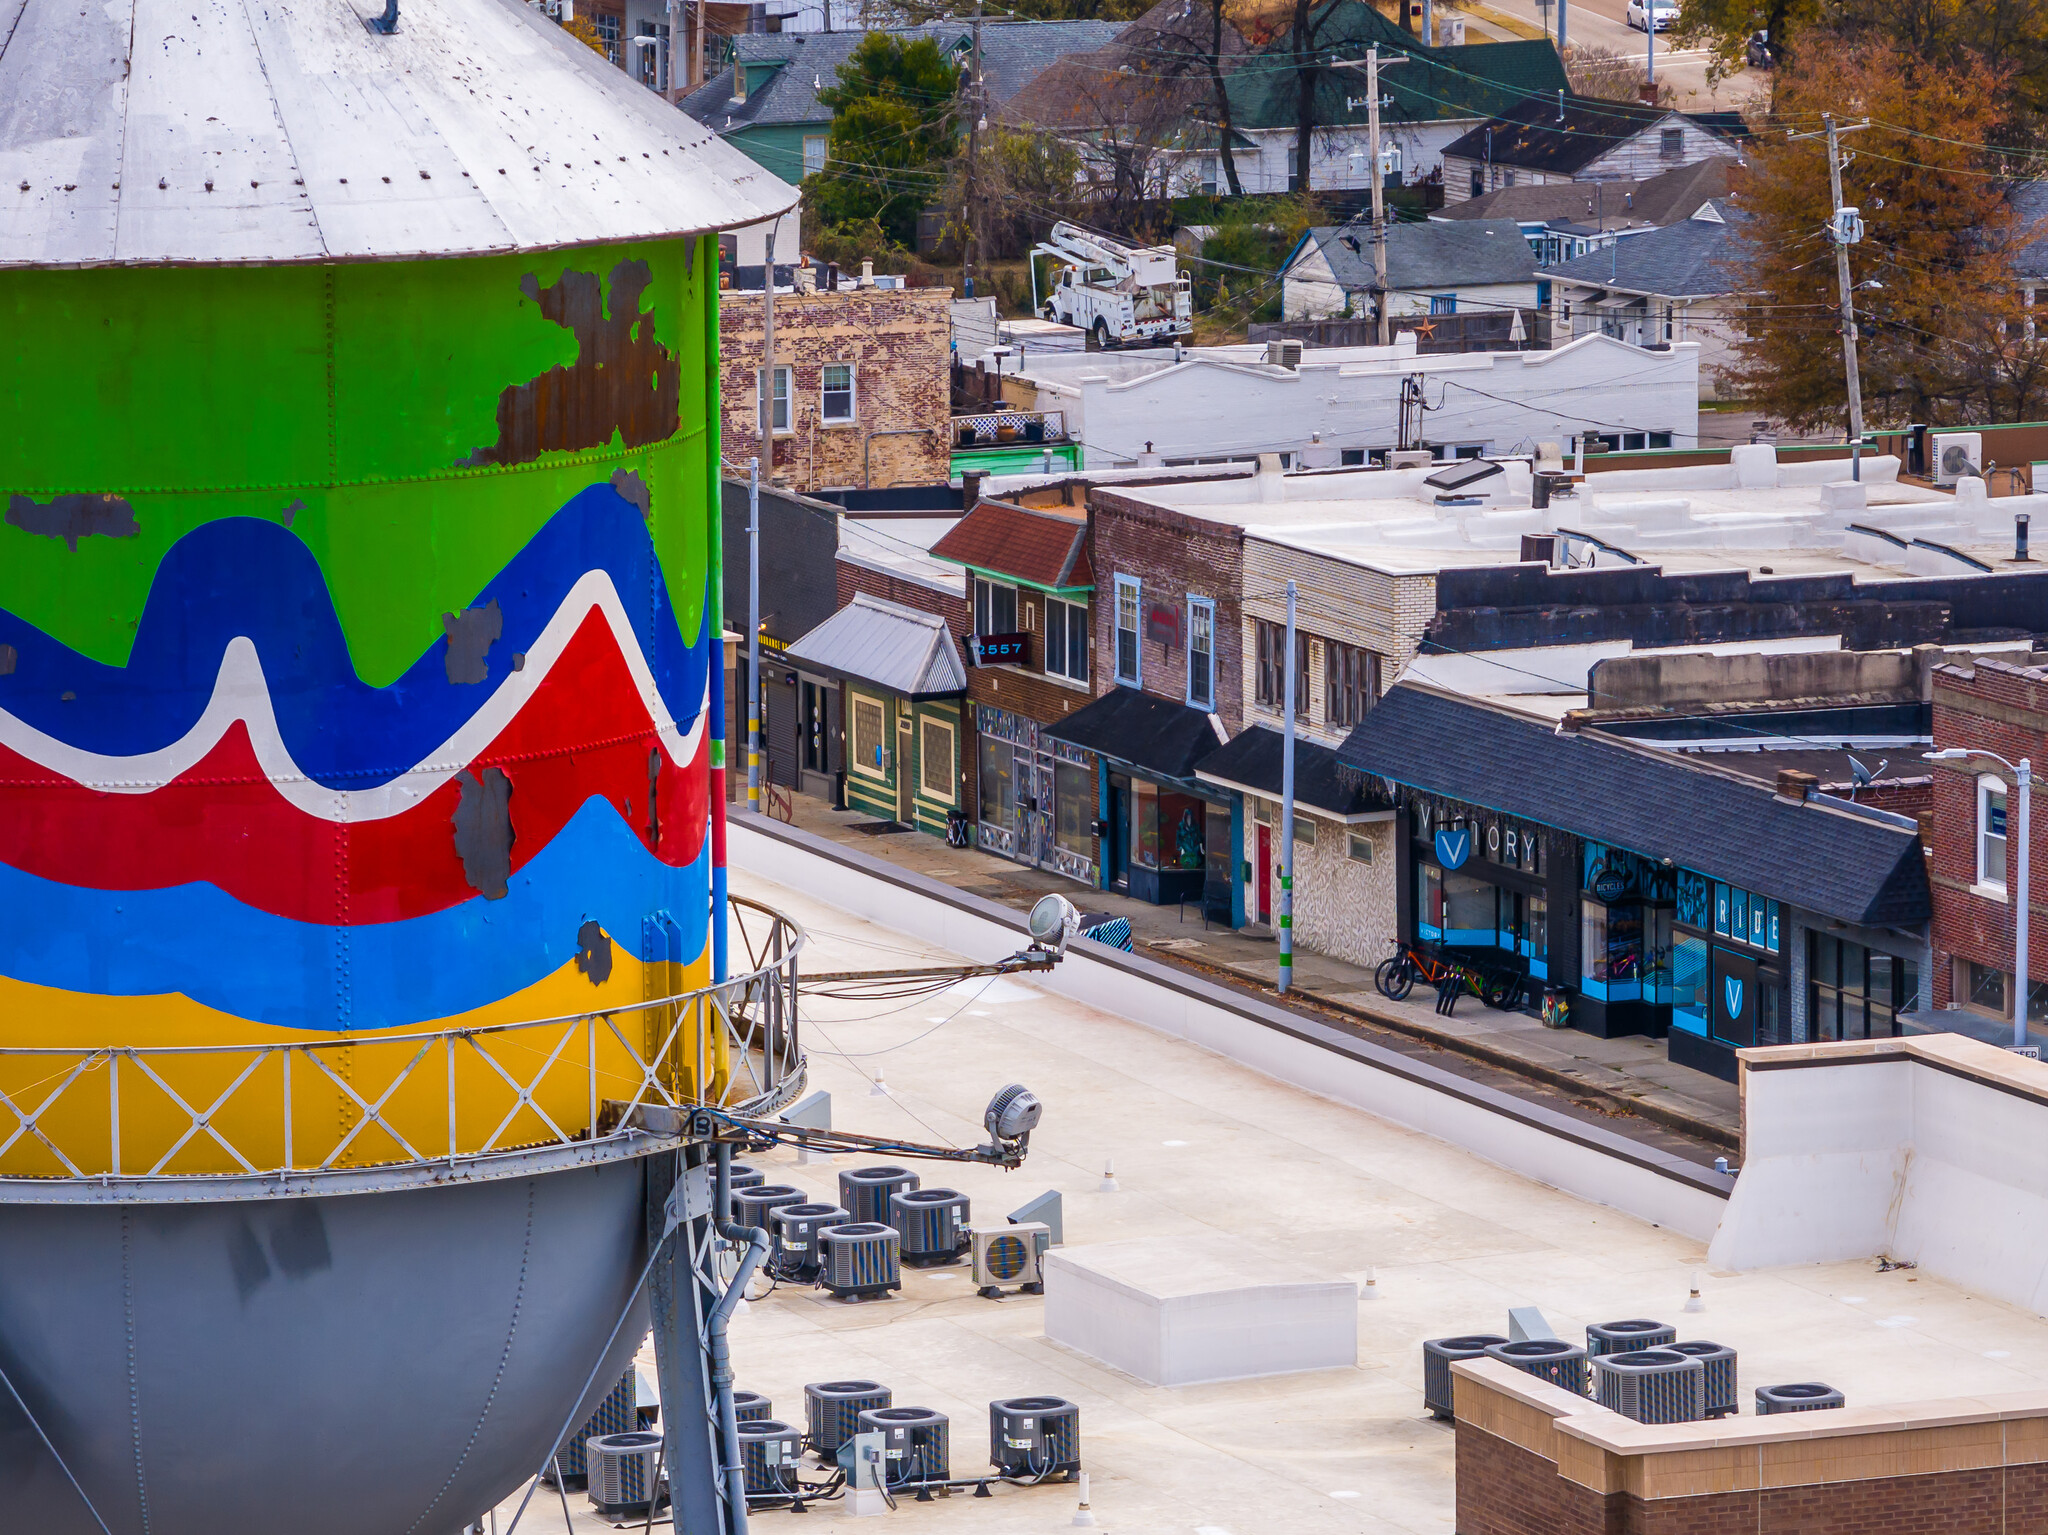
[1672,931,1710,1035]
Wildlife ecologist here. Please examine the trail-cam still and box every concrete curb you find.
[729,813,1736,1236]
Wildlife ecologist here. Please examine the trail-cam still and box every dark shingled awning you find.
[1047,685,1225,781]
[1337,687,1930,930]
[1196,726,1389,820]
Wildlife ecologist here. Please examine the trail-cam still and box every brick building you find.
[930,497,1100,886]
[1045,486,1245,912]
[1928,656,2048,1034]
[720,281,951,494]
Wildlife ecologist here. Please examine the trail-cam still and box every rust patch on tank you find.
[463,261,681,467]
[575,921,614,985]
[7,492,139,550]
[441,598,503,685]
[452,767,513,899]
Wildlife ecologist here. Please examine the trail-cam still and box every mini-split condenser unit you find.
[970,1222,1050,1298]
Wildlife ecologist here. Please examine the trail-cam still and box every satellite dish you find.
[1028,893,1079,953]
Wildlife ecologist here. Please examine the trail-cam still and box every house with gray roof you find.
[1441,93,1747,205]
[1280,218,1540,323]
[678,21,1126,189]
[1543,200,1748,400]
[1435,157,1736,266]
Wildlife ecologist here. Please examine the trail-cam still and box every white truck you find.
[1031,222,1192,349]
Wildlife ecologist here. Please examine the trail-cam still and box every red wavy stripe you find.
[0,612,707,924]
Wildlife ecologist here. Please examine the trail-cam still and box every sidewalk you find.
[758,796,1741,1156]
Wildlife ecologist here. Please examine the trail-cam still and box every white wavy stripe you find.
[0,570,709,821]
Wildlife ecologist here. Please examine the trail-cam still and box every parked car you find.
[1625,0,1677,29]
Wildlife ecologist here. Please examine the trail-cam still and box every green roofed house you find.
[678,20,1128,190]
[1219,0,1568,195]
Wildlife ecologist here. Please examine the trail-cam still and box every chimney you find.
[859,258,874,288]
[826,261,839,292]
[961,470,984,510]
[1775,768,1819,803]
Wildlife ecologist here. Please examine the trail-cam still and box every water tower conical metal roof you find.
[0,0,796,266]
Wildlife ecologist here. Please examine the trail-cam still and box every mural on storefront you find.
[1580,841,1676,906]
[0,242,723,1161]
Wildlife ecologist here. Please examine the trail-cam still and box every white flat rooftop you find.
[497,868,2048,1533]
[1118,448,2044,582]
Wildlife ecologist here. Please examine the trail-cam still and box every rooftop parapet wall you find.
[1453,1356,2048,1535]
[1708,1036,2048,1316]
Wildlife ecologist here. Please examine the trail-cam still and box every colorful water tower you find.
[0,0,798,1528]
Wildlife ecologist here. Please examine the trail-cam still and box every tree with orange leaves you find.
[1727,41,2048,430]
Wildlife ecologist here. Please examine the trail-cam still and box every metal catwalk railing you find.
[0,898,804,1182]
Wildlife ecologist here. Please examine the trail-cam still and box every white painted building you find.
[988,332,1701,468]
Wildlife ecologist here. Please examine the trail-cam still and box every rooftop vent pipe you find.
[2019,511,2032,562]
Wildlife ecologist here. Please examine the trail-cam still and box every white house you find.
[1441,93,1746,205]
[987,332,1701,467]
[1544,201,1747,401]
[1280,218,1539,322]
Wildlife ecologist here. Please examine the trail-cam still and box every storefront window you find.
[1580,900,1642,998]
[1443,871,1495,946]
[1672,932,1709,1036]
[1131,780,1159,868]
[1417,862,1444,941]
[1164,794,1206,869]
[1522,892,1548,977]
[1807,934,1918,1040]
[1054,761,1093,858]
[978,736,1014,826]
[1643,907,1674,1004]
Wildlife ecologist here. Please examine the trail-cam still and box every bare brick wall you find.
[1928,661,2048,1007]
[835,561,969,639]
[1089,490,1246,732]
[1452,1421,1607,1535]
[1458,1421,2048,1535]
[721,287,951,494]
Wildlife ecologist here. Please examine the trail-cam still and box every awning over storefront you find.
[1196,726,1392,822]
[1047,685,1226,782]
[1339,685,1929,929]
[784,593,967,699]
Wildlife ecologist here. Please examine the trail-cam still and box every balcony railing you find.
[0,898,804,1186]
[953,409,1066,450]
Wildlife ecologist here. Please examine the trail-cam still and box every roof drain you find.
[366,0,398,33]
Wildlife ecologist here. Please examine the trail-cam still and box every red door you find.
[1256,824,1272,925]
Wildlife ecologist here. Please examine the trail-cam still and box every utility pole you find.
[1557,0,1567,55]
[746,458,762,815]
[963,0,984,298]
[1794,116,1870,479]
[1645,2,1654,90]
[1336,49,1408,345]
[1279,580,1298,994]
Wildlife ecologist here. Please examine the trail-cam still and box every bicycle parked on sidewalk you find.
[1374,939,1525,1011]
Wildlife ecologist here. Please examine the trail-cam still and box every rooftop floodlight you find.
[1028,893,1079,955]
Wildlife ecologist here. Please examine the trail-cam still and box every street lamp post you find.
[1927,747,2033,1048]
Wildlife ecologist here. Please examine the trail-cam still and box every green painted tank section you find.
[1,237,723,682]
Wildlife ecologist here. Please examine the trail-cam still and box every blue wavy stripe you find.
[0,485,708,787]
[0,800,708,1031]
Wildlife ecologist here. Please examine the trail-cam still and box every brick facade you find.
[1927,659,2048,1015]
[1459,1419,2048,1535]
[1088,490,1246,732]
[720,286,951,494]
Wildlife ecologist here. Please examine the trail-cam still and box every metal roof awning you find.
[783,594,967,699]
[1196,726,1392,823]
[1046,685,1227,783]
[1338,685,1930,929]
